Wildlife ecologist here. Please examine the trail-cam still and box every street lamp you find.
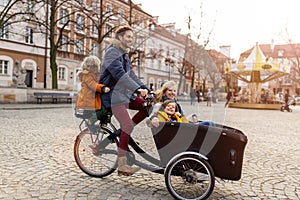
[137,49,141,79]
[165,58,175,80]
[130,49,142,79]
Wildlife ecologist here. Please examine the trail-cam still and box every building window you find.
[0,0,9,5]
[278,50,284,57]
[76,15,85,31]
[131,15,135,24]
[157,79,163,90]
[75,68,81,81]
[0,23,9,39]
[91,43,97,56]
[91,0,98,9]
[58,67,66,79]
[136,36,143,46]
[59,8,69,25]
[27,0,34,13]
[139,19,144,28]
[76,39,84,54]
[104,24,113,37]
[92,23,98,34]
[149,77,155,90]
[106,4,113,15]
[59,35,68,51]
[118,9,124,21]
[0,60,9,75]
[25,27,33,44]
[283,76,292,84]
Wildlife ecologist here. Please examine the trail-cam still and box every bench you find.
[33,92,72,104]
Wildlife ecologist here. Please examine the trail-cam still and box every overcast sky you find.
[136,0,300,59]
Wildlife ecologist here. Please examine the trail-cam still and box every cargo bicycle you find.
[73,97,248,200]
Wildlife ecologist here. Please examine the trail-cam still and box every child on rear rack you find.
[76,55,110,127]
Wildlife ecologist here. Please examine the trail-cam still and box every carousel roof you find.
[228,43,291,83]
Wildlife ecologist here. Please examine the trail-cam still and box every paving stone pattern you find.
[0,102,299,199]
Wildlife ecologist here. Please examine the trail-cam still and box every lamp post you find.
[165,58,175,80]
[131,49,142,79]
[43,0,49,88]
[137,49,141,79]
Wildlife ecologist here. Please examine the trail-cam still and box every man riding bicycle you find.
[100,25,151,176]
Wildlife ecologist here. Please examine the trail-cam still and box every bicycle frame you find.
[79,118,165,174]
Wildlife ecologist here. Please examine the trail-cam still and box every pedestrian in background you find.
[207,89,212,107]
[225,89,233,108]
[190,87,196,105]
[284,90,289,105]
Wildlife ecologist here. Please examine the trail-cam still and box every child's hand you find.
[104,87,110,93]
[150,117,159,128]
[175,112,181,117]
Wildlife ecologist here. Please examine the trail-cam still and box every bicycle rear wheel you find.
[74,127,118,177]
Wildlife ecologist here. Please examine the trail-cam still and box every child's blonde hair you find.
[81,55,101,70]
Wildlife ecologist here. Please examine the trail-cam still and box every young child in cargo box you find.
[149,100,183,127]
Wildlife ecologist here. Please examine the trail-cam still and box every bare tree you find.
[178,2,217,95]
[78,0,119,59]
[281,28,300,84]
[176,31,190,95]
[27,0,85,89]
[1,0,30,29]
[0,0,40,37]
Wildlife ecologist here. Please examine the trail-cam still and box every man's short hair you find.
[115,25,133,39]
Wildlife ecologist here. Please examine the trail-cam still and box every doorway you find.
[25,70,33,87]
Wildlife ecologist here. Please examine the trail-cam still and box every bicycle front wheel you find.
[74,127,118,178]
[165,154,215,200]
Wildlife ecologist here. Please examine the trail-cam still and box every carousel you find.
[228,43,291,109]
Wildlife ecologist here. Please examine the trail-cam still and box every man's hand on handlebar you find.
[137,89,148,98]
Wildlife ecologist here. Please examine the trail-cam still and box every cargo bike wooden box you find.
[74,110,248,200]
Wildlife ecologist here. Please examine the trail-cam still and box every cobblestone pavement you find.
[0,102,299,199]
